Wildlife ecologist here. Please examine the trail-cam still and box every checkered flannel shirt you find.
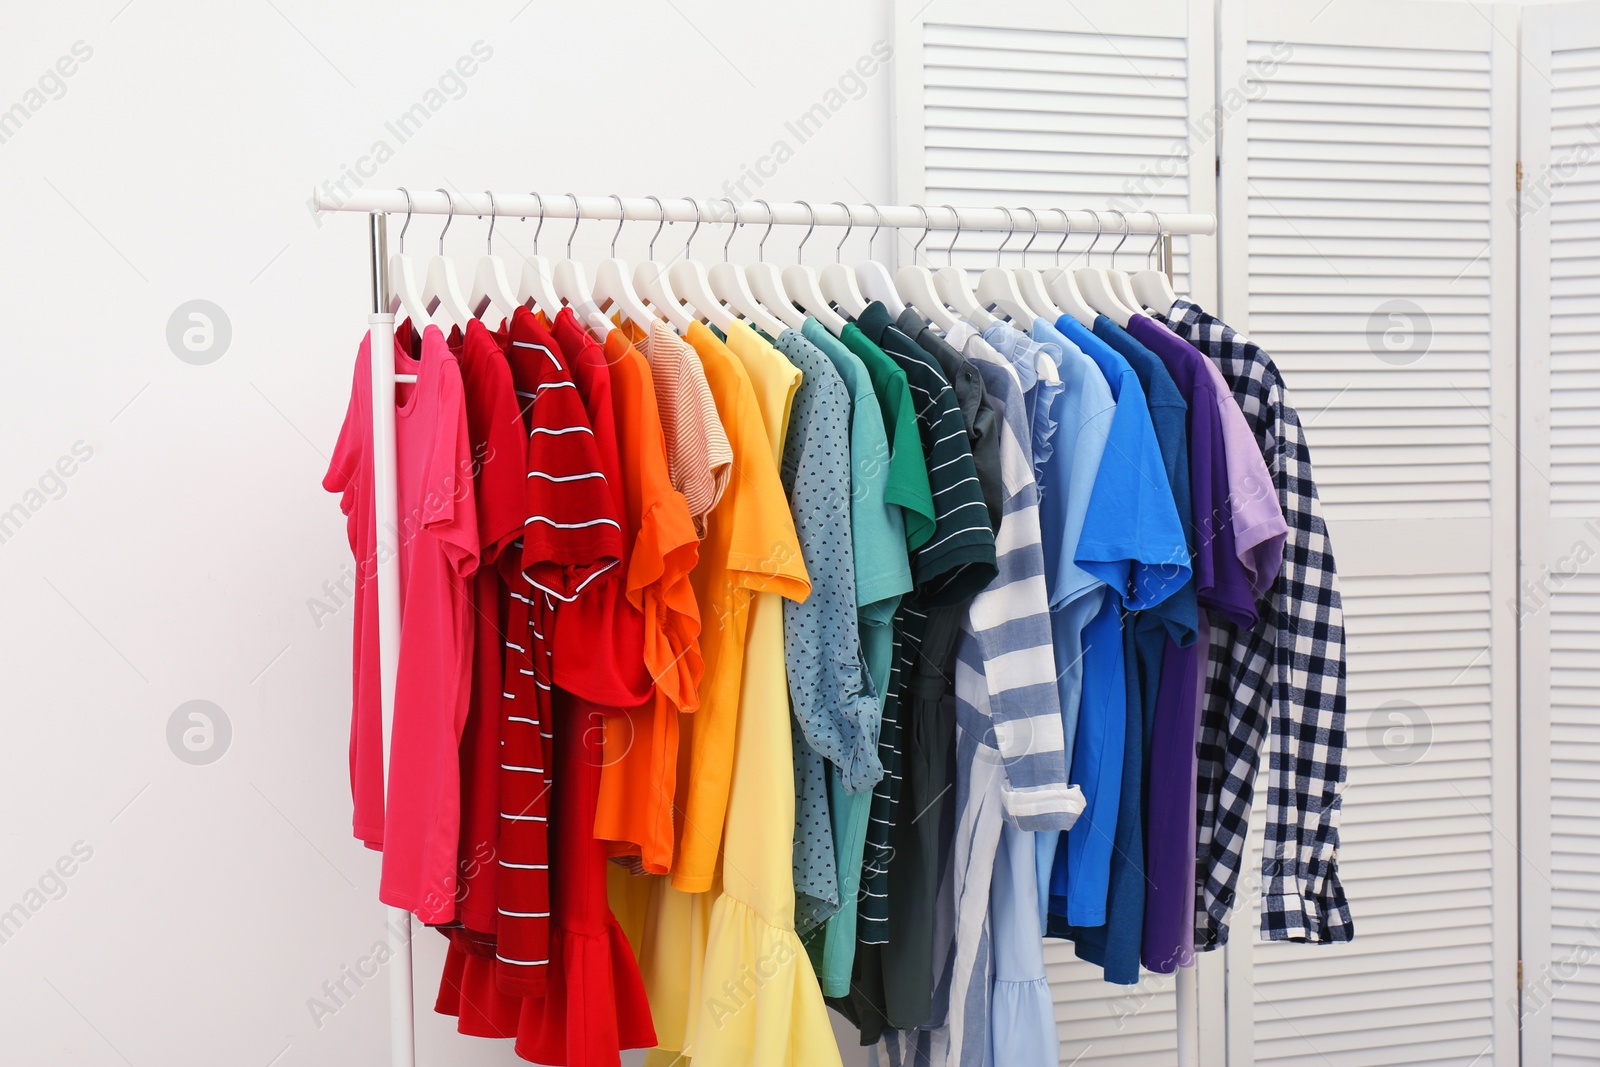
[1160,299,1353,946]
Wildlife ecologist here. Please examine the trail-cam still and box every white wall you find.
[0,3,892,1064]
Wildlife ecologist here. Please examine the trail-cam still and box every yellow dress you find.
[623,321,826,1067]
[684,322,841,1067]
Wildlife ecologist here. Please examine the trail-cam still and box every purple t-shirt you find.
[1124,313,1275,972]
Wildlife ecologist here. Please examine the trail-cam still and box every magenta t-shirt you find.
[325,323,479,923]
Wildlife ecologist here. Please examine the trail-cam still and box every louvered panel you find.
[1548,44,1600,515]
[897,3,1216,1062]
[1523,13,1600,1063]
[1227,7,1516,1063]
[1548,573,1600,1061]
[1247,572,1498,1066]
[1238,31,1497,522]
[915,13,1205,300]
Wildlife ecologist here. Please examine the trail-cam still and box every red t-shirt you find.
[548,309,654,707]
[323,324,478,924]
[494,307,624,996]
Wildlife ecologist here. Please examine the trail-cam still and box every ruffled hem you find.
[434,920,656,1065]
[989,976,1059,1065]
[689,893,843,1067]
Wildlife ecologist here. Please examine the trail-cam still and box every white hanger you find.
[1072,210,1140,327]
[668,198,736,332]
[851,202,907,316]
[469,190,521,326]
[707,197,789,337]
[1041,207,1098,327]
[742,199,809,332]
[781,200,849,335]
[1011,206,1064,323]
[422,188,473,331]
[932,205,999,329]
[631,195,696,333]
[388,187,434,335]
[820,200,870,319]
[895,204,960,331]
[516,191,565,317]
[551,193,612,338]
[1105,210,1146,313]
[1130,211,1181,313]
[590,193,656,330]
[976,206,1041,324]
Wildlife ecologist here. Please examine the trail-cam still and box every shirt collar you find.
[857,300,895,346]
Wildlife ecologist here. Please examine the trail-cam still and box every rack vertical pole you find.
[1164,223,1201,1067]
[366,211,418,1067]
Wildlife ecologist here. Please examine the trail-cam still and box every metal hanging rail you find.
[312,188,1216,238]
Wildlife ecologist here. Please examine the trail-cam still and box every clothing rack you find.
[314,189,1219,1067]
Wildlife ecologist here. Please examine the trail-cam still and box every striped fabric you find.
[946,323,1081,830]
[636,318,732,536]
[884,323,1077,1067]
[853,305,998,944]
[494,309,623,994]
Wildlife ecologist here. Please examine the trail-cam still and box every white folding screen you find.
[893,2,1219,1062]
[894,2,1570,1066]
[1520,4,1600,1064]
[1217,2,1520,1065]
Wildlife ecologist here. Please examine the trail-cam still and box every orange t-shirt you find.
[592,326,703,873]
[668,322,810,893]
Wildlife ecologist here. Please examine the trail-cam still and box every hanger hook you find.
[645,194,665,259]
[1052,207,1071,264]
[1017,206,1040,268]
[608,194,626,258]
[436,188,454,255]
[564,194,583,259]
[1147,211,1165,268]
[796,199,816,261]
[911,203,930,261]
[722,197,739,263]
[397,187,413,253]
[483,190,498,255]
[1085,209,1106,262]
[754,198,775,262]
[943,204,961,267]
[831,201,853,264]
[527,191,546,255]
[995,206,1017,268]
[681,197,701,259]
[862,201,883,260]
[1108,209,1131,269]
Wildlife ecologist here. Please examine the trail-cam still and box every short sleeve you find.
[323,335,370,517]
[518,349,624,601]
[1075,373,1189,611]
[421,355,480,579]
[470,338,529,564]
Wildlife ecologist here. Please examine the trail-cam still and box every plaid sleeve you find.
[1166,300,1353,946]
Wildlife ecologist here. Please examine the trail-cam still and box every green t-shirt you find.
[834,320,937,552]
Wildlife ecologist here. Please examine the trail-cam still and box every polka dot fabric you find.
[774,328,882,935]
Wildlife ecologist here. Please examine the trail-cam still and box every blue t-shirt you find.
[1037,316,1187,930]
[1051,315,1196,981]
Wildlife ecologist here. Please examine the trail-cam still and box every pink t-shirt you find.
[324,323,479,924]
